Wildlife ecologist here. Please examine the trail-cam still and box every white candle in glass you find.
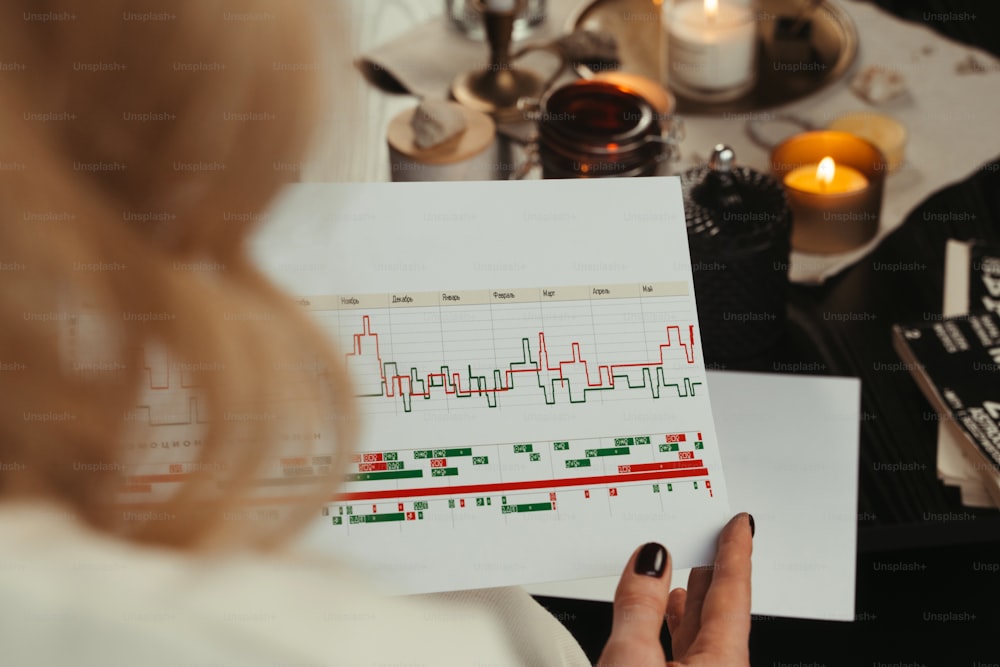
[667,0,757,98]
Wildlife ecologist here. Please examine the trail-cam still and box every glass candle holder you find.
[828,111,907,174]
[665,0,758,103]
[535,80,679,178]
[769,130,886,254]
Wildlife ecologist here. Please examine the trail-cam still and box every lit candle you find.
[666,0,757,101]
[770,131,886,254]
[783,157,869,194]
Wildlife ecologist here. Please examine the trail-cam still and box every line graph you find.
[345,314,702,411]
[304,282,707,415]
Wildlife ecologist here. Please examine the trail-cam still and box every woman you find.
[0,1,752,664]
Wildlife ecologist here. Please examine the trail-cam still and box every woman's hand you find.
[597,513,754,667]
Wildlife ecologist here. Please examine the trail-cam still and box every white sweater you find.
[0,502,591,667]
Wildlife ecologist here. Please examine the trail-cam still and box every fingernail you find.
[634,542,668,578]
[748,513,756,538]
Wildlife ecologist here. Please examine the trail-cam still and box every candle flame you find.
[704,0,718,20]
[816,157,836,186]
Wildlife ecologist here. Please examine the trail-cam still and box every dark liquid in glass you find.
[538,81,662,179]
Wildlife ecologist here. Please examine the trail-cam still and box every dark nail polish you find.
[748,513,756,538]
[634,542,668,578]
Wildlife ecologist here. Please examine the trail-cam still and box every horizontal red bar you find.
[618,460,703,474]
[359,462,388,472]
[335,468,709,502]
[664,434,687,443]
[126,473,190,484]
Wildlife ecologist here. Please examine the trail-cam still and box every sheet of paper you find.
[527,371,860,622]
[252,179,731,594]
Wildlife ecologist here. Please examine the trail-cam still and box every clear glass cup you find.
[444,0,547,41]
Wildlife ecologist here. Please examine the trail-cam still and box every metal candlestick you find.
[451,0,544,123]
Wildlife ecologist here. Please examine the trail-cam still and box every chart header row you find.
[297,282,689,310]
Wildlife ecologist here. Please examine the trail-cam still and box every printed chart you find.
[299,282,718,535]
[256,178,731,593]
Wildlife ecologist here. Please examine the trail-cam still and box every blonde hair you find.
[0,0,357,549]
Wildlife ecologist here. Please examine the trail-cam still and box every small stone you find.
[410,99,467,150]
[955,53,993,75]
[558,29,619,69]
[850,65,907,104]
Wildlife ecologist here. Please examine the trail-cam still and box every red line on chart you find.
[114,467,709,509]
[126,474,192,484]
[335,467,709,502]
[618,460,704,474]
[139,348,203,390]
[347,314,697,400]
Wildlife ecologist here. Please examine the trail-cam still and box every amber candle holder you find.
[536,80,663,179]
[769,130,886,254]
